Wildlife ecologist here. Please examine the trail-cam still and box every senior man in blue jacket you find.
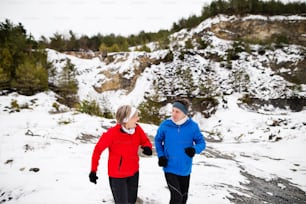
[155,98,206,204]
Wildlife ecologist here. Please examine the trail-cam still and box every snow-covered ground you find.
[0,90,305,203]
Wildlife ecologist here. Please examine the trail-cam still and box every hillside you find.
[1,14,306,203]
[49,15,306,121]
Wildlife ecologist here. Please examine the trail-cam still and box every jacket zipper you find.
[118,155,122,172]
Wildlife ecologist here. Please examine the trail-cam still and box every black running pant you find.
[165,172,190,204]
[109,171,139,204]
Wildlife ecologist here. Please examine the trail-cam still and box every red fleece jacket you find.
[91,124,152,178]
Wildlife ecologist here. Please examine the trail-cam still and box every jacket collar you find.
[166,117,190,127]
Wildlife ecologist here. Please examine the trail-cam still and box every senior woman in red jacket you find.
[89,105,152,204]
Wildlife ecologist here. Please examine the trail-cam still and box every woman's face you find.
[172,107,186,122]
[125,112,140,129]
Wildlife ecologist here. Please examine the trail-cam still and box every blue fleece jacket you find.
[155,118,206,176]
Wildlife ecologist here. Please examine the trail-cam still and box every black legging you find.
[109,172,139,204]
[165,172,190,204]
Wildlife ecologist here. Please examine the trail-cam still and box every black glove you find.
[142,146,152,156]
[158,156,168,167]
[184,147,195,158]
[89,171,98,184]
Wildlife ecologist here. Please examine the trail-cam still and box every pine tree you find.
[56,59,79,107]
[0,48,13,89]
[11,58,48,95]
[0,19,49,94]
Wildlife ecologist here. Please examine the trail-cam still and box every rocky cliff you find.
[49,15,306,123]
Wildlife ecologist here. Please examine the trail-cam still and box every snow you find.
[1,14,306,204]
[1,89,305,203]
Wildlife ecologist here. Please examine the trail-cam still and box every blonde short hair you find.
[115,105,138,124]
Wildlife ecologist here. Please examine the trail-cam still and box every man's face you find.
[171,107,185,122]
